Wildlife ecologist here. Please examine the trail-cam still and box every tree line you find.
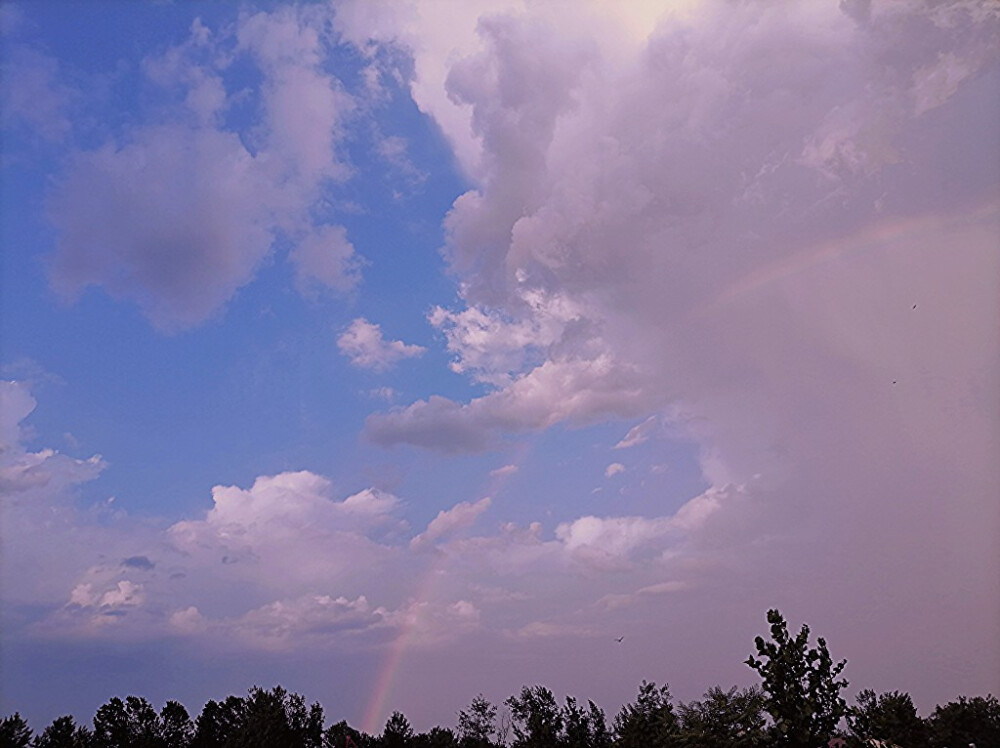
[2,610,998,748]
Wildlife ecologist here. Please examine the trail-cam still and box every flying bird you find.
[616,636,624,643]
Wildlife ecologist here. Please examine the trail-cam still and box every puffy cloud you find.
[337,318,427,371]
[1,381,779,688]
[557,514,672,557]
[47,125,278,330]
[290,224,362,295]
[428,288,585,385]
[237,6,353,184]
[167,472,407,600]
[43,9,361,331]
[366,353,649,451]
[0,381,105,500]
[69,580,145,610]
[198,594,387,652]
[347,0,1000,703]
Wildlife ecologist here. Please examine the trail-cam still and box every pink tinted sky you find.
[1,0,998,733]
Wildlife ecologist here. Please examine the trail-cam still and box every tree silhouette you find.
[506,686,563,748]
[927,694,1000,748]
[192,695,248,748]
[562,695,611,748]
[613,681,677,748]
[322,720,366,748]
[676,686,766,748]
[412,726,457,748]
[92,696,162,748]
[32,716,94,748]
[457,695,498,748]
[745,609,848,747]
[5,609,1000,748]
[848,689,928,748]
[0,713,33,748]
[381,712,415,748]
[159,701,194,748]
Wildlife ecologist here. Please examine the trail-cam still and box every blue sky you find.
[2,0,999,734]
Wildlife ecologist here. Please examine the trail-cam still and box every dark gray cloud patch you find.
[46,126,278,332]
[122,556,155,571]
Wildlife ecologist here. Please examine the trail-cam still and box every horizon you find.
[1,0,998,733]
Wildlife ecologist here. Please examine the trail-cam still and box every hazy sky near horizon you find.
[2,0,998,733]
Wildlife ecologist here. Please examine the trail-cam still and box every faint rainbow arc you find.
[693,201,999,319]
[361,446,530,735]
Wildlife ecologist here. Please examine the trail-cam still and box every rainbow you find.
[695,200,999,318]
[361,447,529,734]
[359,199,999,732]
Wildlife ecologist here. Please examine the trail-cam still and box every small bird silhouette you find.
[616,636,624,643]
[912,304,917,309]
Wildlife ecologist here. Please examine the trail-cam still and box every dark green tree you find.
[457,695,497,748]
[192,696,248,748]
[31,716,94,748]
[92,696,163,748]
[927,694,1000,748]
[847,689,928,748]
[745,609,848,747]
[238,686,324,748]
[562,696,610,748]
[381,712,414,748]
[412,727,457,748]
[505,686,563,748]
[0,713,33,748]
[159,702,193,748]
[676,686,767,748]
[613,681,678,748]
[322,720,366,748]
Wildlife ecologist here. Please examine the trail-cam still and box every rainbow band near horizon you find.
[361,445,530,735]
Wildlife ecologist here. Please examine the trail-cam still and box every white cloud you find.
[289,224,361,294]
[604,463,624,478]
[0,381,105,500]
[348,0,1000,704]
[337,318,426,372]
[209,594,386,652]
[411,497,492,549]
[237,6,353,184]
[489,464,518,478]
[366,353,650,451]
[614,416,658,449]
[428,288,584,385]
[166,471,407,600]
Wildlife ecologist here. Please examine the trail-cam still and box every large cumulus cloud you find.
[341,0,1000,704]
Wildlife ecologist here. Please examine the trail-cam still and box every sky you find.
[1,0,998,734]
